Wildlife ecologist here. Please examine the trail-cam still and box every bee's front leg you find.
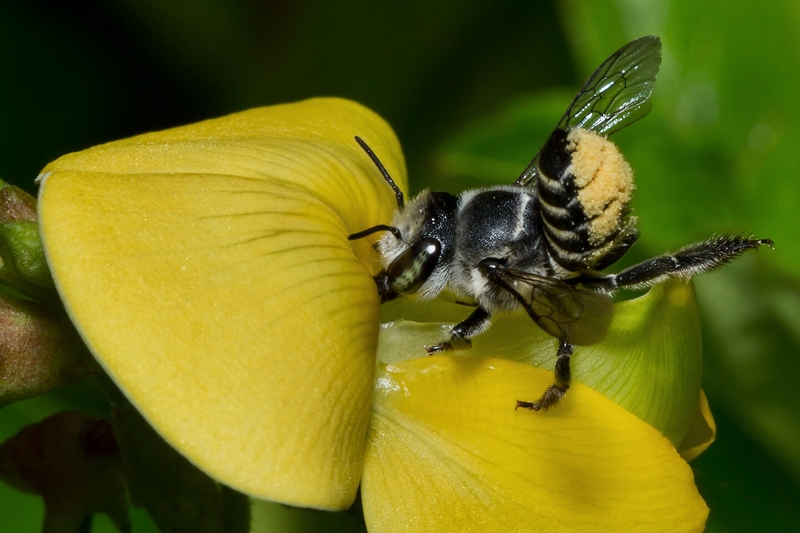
[374,272,400,304]
[516,341,573,412]
[425,306,492,353]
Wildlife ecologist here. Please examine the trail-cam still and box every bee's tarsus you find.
[757,238,775,250]
[516,341,573,412]
[426,336,472,354]
[515,385,565,412]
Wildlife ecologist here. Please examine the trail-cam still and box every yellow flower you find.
[37,98,711,532]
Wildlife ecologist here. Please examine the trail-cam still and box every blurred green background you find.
[1,1,799,531]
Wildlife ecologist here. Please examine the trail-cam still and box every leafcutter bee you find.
[349,36,773,411]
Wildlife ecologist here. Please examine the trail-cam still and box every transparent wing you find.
[558,35,662,134]
[491,269,614,346]
[516,35,662,187]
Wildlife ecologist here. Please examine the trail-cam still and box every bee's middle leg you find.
[516,341,573,412]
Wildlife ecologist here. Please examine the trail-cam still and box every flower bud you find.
[0,295,97,406]
[0,179,56,303]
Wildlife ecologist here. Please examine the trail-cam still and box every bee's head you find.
[349,137,457,298]
[378,190,458,297]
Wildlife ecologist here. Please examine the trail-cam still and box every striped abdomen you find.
[536,127,638,274]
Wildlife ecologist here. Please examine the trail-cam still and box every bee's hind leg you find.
[579,235,773,291]
[516,341,573,412]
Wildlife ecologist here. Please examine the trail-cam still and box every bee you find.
[349,35,773,411]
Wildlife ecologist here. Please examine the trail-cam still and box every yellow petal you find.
[38,98,405,509]
[363,356,708,533]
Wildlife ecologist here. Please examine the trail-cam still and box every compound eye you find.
[386,237,441,295]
